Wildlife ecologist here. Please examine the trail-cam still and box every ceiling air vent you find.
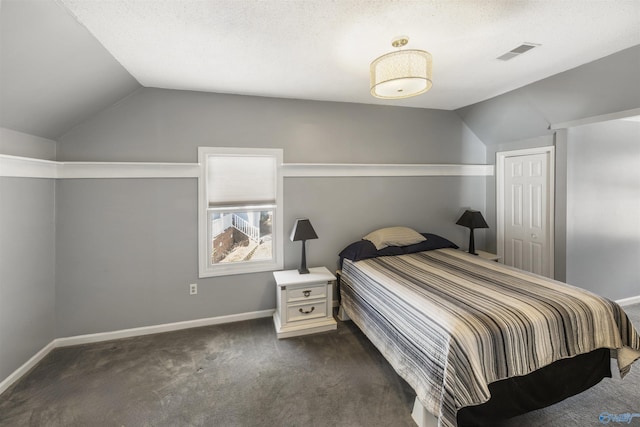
[497,43,540,61]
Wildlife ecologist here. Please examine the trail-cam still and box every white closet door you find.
[498,148,554,278]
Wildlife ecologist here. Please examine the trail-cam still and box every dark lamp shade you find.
[456,209,488,255]
[456,210,489,230]
[290,219,318,242]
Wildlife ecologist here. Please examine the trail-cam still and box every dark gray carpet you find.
[1,304,639,427]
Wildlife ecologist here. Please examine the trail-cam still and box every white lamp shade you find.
[370,49,432,99]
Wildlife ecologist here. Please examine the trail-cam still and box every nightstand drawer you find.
[287,283,326,302]
[287,301,327,322]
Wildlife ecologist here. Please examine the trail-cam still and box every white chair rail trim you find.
[0,155,200,178]
[282,163,493,177]
[0,155,494,179]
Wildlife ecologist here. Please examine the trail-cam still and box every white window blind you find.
[207,155,277,206]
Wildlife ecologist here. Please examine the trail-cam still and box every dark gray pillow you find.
[339,233,458,265]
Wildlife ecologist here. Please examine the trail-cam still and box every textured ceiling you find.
[1,1,639,140]
[60,0,640,110]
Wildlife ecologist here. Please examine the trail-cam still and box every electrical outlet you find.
[189,283,197,295]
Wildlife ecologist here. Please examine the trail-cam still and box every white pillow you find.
[363,226,426,250]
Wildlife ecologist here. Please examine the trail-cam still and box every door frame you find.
[496,146,555,278]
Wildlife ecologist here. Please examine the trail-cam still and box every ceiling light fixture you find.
[370,36,432,99]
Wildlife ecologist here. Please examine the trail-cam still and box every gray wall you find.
[58,88,484,164]
[554,130,568,283]
[474,119,638,301]
[53,88,486,337]
[456,45,640,146]
[565,119,640,300]
[284,176,486,270]
[458,44,640,295]
[0,131,57,383]
[0,127,57,160]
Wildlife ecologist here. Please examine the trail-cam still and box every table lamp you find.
[290,218,318,274]
[456,209,488,255]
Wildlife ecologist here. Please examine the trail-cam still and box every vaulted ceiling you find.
[1,0,639,140]
[0,0,139,139]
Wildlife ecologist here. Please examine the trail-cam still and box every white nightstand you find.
[273,266,337,339]
[475,250,501,262]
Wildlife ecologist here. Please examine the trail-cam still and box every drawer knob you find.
[302,290,311,297]
[299,306,315,314]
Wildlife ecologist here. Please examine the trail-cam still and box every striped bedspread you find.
[340,248,640,427]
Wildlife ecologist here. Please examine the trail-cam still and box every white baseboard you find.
[0,309,274,395]
[0,340,57,395]
[616,295,640,307]
[56,309,274,347]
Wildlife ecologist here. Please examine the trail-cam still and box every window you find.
[198,147,283,277]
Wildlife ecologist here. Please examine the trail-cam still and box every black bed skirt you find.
[456,347,612,426]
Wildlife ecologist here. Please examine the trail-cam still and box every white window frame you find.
[198,147,283,278]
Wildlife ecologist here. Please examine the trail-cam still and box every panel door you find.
[503,153,551,277]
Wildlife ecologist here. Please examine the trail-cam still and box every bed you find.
[337,228,640,427]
